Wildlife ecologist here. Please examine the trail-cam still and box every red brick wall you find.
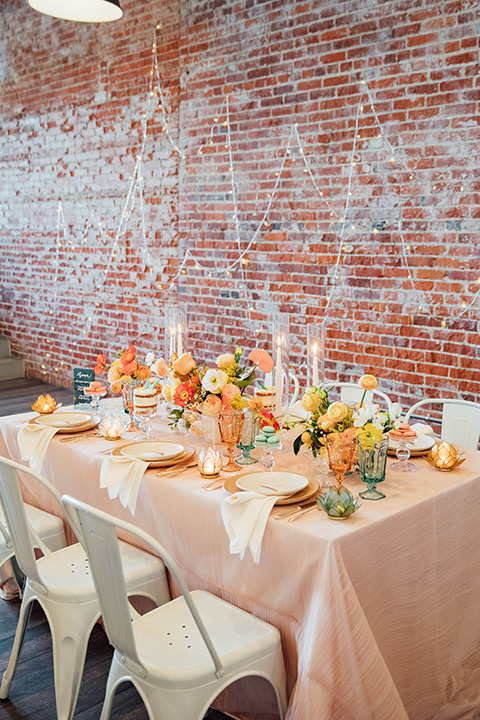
[0,0,479,411]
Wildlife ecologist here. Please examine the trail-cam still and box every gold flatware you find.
[273,506,303,519]
[288,506,317,522]
[202,477,226,491]
[59,432,100,442]
[155,463,197,478]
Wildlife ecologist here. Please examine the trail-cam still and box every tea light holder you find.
[197,448,223,478]
[425,442,466,471]
[31,394,58,414]
[97,415,127,441]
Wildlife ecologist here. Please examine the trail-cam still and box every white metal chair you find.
[404,399,480,449]
[0,456,171,720]
[61,494,288,720]
[323,382,393,413]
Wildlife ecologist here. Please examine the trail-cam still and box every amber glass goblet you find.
[218,411,245,472]
[326,433,356,490]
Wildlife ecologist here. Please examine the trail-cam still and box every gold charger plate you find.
[223,474,319,506]
[29,413,101,434]
[112,443,195,468]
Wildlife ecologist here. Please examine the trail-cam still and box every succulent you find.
[317,485,361,519]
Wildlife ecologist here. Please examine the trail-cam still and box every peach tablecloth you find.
[1,410,480,720]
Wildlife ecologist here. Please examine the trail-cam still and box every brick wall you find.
[0,0,479,411]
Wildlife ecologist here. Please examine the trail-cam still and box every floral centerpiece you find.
[93,346,152,394]
[162,346,273,426]
[291,375,402,457]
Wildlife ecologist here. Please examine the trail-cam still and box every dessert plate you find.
[388,434,436,455]
[223,475,319,505]
[236,471,308,496]
[31,412,100,433]
[121,442,184,463]
[113,443,194,468]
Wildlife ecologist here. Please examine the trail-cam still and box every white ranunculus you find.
[353,406,373,427]
[390,402,402,419]
[201,368,228,394]
[372,413,388,430]
[145,352,156,367]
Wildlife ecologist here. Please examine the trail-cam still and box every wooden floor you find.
[0,377,234,720]
[0,377,74,417]
[0,597,231,720]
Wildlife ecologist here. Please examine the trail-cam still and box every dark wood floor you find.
[0,596,232,720]
[0,377,74,417]
[0,377,235,720]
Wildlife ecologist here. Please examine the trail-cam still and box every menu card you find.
[73,368,95,406]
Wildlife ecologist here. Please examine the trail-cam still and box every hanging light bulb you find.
[26,0,123,22]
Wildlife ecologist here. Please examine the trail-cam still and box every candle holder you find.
[307,322,325,389]
[197,448,223,478]
[425,442,466,471]
[165,302,188,362]
[97,415,127,441]
[31,394,60,414]
[273,313,290,415]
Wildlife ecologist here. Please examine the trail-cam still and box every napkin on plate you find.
[100,456,149,515]
[18,423,60,473]
[409,423,435,436]
[221,491,278,564]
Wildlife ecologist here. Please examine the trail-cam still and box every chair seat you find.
[132,590,282,689]
[0,503,66,567]
[37,540,167,603]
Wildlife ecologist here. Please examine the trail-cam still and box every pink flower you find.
[202,393,223,416]
[172,352,196,376]
[154,357,169,378]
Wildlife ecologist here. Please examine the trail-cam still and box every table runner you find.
[1,409,480,720]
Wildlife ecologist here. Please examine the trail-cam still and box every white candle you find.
[312,342,319,387]
[177,323,183,356]
[275,336,282,414]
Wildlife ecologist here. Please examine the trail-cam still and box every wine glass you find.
[236,410,260,465]
[133,390,158,442]
[326,433,356,490]
[390,437,417,472]
[218,411,245,472]
[121,379,144,431]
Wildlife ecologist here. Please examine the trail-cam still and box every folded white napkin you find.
[100,456,149,514]
[221,491,278,564]
[410,423,435,436]
[18,424,60,473]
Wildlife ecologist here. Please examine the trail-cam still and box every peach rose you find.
[222,383,240,404]
[107,365,122,384]
[317,413,335,432]
[202,393,223,416]
[135,365,151,380]
[154,357,169,378]
[110,380,122,394]
[172,352,196,376]
[216,353,235,369]
[249,396,264,412]
[359,374,378,391]
[327,402,348,423]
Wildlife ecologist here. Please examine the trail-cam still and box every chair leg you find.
[46,599,99,720]
[0,590,34,699]
[100,654,130,720]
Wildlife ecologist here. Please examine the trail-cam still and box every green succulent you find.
[317,486,361,519]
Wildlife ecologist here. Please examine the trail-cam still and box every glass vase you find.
[307,451,331,491]
[358,435,389,500]
[236,411,260,465]
[218,411,245,472]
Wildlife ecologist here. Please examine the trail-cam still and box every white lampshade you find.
[26,0,123,22]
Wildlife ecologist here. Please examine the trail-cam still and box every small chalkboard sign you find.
[73,368,95,406]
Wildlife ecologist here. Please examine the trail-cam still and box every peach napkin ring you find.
[425,442,466,471]
[31,394,59,414]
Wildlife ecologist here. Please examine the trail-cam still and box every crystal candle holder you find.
[197,448,223,478]
[98,415,127,441]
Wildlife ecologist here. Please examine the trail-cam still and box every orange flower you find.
[135,365,151,380]
[110,380,122,394]
[120,359,137,375]
[154,357,169,378]
[358,374,378,391]
[120,346,136,366]
[249,348,274,374]
[260,409,280,431]
[172,352,196,376]
[94,353,106,375]
[202,393,223,416]
[173,382,196,407]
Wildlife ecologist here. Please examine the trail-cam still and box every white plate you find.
[389,434,436,453]
[35,412,93,429]
[236,471,309,497]
[121,442,185,462]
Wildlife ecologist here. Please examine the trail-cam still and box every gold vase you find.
[218,411,245,472]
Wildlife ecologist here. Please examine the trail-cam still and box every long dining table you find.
[1,407,480,720]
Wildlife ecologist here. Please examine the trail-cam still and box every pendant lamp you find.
[26,0,123,22]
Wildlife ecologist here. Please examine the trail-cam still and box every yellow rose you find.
[301,392,320,413]
[358,374,378,391]
[327,402,348,423]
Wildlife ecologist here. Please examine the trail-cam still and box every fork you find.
[155,462,197,478]
[59,432,100,442]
